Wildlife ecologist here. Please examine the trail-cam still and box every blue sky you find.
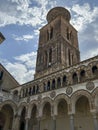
[0,0,98,84]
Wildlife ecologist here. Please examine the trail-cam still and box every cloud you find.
[71,3,98,31]
[93,24,98,42]
[82,48,98,61]
[69,3,98,60]
[0,0,56,27]
[1,51,37,84]
[13,34,34,42]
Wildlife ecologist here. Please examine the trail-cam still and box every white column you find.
[92,113,98,130]
[37,117,41,130]
[69,114,74,130]
[25,118,29,130]
[52,116,56,130]
[11,115,15,130]
[13,115,21,130]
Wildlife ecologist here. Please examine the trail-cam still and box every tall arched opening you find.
[74,96,94,130]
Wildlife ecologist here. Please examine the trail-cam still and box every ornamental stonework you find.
[27,96,30,103]
[50,91,56,98]
[66,87,73,95]
[38,94,42,102]
[86,81,95,91]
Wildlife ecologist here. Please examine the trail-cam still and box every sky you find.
[0,0,98,84]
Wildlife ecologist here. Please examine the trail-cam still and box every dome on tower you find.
[46,7,71,23]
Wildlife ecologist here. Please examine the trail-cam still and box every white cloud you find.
[93,24,98,42]
[71,3,98,31]
[0,0,56,27]
[82,48,98,61]
[14,51,37,68]
[69,3,98,61]
[2,51,37,84]
[13,34,34,42]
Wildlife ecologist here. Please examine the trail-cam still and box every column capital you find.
[90,110,97,116]
[91,112,97,119]
[25,116,30,120]
[14,114,21,119]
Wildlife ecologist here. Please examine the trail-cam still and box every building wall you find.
[0,7,98,130]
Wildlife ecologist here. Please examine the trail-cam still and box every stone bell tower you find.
[34,7,80,79]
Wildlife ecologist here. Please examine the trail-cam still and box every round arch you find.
[54,94,70,115]
[0,100,17,115]
[18,102,27,116]
[71,90,92,113]
[28,100,38,118]
[0,103,15,130]
[41,97,53,116]
[74,91,94,130]
[41,97,53,107]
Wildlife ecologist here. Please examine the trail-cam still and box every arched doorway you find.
[29,105,38,130]
[20,107,26,130]
[0,112,5,130]
[74,96,94,130]
[0,104,14,130]
[57,99,70,130]
[41,102,52,130]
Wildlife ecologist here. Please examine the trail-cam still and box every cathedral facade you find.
[0,7,98,130]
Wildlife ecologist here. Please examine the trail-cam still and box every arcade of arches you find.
[0,93,98,130]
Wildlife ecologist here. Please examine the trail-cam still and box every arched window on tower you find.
[50,27,53,39]
[68,49,71,66]
[44,51,47,67]
[47,27,53,41]
[70,31,74,44]
[47,30,49,41]
[70,31,72,39]
[49,48,52,66]
[67,28,69,40]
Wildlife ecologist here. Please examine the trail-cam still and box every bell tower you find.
[34,7,80,79]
